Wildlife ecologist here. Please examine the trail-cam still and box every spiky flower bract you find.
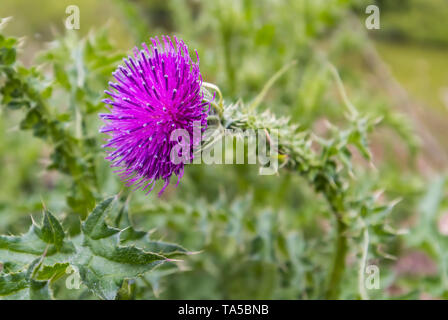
[100,36,210,195]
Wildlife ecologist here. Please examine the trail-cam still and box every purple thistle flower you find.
[100,36,210,196]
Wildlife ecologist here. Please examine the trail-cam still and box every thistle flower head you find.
[100,36,210,195]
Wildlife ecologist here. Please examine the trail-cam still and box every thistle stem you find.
[325,214,348,300]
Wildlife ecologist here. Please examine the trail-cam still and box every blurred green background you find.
[1,0,448,299]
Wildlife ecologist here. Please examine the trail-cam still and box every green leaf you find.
[120,232,189,258]
[40,210,65,250]
[72,198,168,300]
[35,263,69,281]
[0,195,186,299]
[117,202,189,258]
[0,213,75,272]
[0,260,53,300]
[20,108,41,130]
[28,279,52,300]
[82,196,119,239]
[0,272,28,297]
[0,46,16,65]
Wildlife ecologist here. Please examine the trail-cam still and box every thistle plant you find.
[199,64,399,299]
[0,18,402,300]
[0,22,190,299]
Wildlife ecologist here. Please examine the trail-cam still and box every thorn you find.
[323,119,333,129]
[30,215,36,226]
[186,250,203,255]
[348,169,356,180]
[40,196,47,211]
[373,189,384,201]
[165,258,183,263]
[389,197,402,208]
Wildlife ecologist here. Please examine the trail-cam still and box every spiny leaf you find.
[82,196,119,239]
[0,218,75,272]
[40,210,65,250]
[117,202,189,258]
[142,241,189,258]
[0,197,187,299]
[120,230,188,258]
[0,271,28,297]
[35,263,69,281]
[72,198,168,300]
[0,259,52,300]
